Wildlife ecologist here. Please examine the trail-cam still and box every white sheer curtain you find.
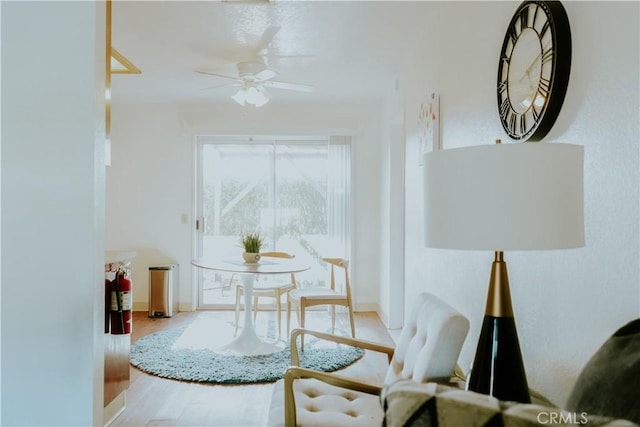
[327,136,352,259]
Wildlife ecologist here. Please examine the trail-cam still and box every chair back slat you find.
[261,251,295,259]
[287,256,355,340]
[321,257,349,294]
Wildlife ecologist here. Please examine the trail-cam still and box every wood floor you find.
[111,310,395,427]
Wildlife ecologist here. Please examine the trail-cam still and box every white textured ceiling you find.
[111,1,431,106]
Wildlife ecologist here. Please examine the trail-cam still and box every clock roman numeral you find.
[538,77,550,98]
[520,6,530,29]
[532,4,540,27]
[519,114,527,135]
[532,105,540,122]
[500,97,510,118]
[498,80,508,95]
[539,20,550,39]
[541,46,554,64]
[508,23,519,43]
[508,112,517,135]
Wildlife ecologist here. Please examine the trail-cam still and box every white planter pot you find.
[242,252,261,264]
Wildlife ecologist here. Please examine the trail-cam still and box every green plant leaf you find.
[239,232,264,253]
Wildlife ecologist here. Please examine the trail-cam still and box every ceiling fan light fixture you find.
[246,86,260,99]
[231,89,247,106]
[232,85,269,107]
[252,91,269,107]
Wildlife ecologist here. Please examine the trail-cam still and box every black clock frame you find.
[497,0,572,142]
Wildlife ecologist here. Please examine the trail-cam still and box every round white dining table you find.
[191,256,311,355]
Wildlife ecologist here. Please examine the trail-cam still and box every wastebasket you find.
[148,264,179,317]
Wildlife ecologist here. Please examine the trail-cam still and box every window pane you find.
[197,138,350,307]
[275,143,329,289]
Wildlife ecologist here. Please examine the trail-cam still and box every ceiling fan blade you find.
[263,80,314,93]
[257,26,281,54]
[200,82,241,91]
[257,85,270,97]
[270,54,317,61]
[253,68,278,81]
[195,70,238,80]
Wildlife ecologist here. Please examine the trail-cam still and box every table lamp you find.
[424,141,584,403]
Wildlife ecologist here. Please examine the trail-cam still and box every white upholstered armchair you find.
[267,292,470,426]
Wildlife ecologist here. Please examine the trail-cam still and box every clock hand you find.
[511,40,553,104]
[522,40,553,81]
[516,67,536,94]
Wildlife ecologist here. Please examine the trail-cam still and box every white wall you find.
[378,92,406,329]
[400,1,639,406]
[379,111,392,323]
[1,2,106,425]
[106,100,383,311]
[107,104,192,310]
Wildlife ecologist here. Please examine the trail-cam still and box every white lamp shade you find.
[424,143,584,251]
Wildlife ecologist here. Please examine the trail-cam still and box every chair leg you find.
[286,299,291,338]
[331,305,336,334]
[275,290,282,338]
[234,287,241,335]
[348,305,356,338]
[300,301,306,351]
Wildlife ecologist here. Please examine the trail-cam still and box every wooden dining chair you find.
[235,251,296,338]
[286,257,355,346]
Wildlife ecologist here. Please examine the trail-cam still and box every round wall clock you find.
[497,0,571,141]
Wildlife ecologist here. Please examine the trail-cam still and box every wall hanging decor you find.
[418,92,440,165]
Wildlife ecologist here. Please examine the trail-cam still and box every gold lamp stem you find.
[485,251,514,317]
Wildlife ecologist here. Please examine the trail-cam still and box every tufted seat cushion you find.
[268,377,383,426]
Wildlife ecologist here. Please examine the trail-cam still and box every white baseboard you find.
[103,390,126,427]
[133,302,378,313]
[132,302,147,312]
[132,302,195,312]
[179,302,195,312]
[357,302,401,343]
[354,302,379,312]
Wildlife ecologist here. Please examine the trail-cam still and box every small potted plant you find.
[240,232,264,264]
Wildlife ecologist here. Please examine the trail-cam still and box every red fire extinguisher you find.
[110,268,132,334]
[105,277,111,334]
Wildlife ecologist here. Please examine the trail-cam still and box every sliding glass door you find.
[195,136,351,308]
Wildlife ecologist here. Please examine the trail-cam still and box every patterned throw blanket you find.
[382,380,638,427]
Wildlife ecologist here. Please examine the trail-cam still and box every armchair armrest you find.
[290,328,395,366]
[284,366,382,427]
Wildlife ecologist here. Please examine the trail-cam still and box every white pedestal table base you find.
[216,273,285,356]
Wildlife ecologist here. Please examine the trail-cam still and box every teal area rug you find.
[130,326,364,384]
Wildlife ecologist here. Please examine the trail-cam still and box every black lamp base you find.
[466,252,531,403]
[467,315,530,403]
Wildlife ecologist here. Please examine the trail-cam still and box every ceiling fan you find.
[195,26,314,107]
